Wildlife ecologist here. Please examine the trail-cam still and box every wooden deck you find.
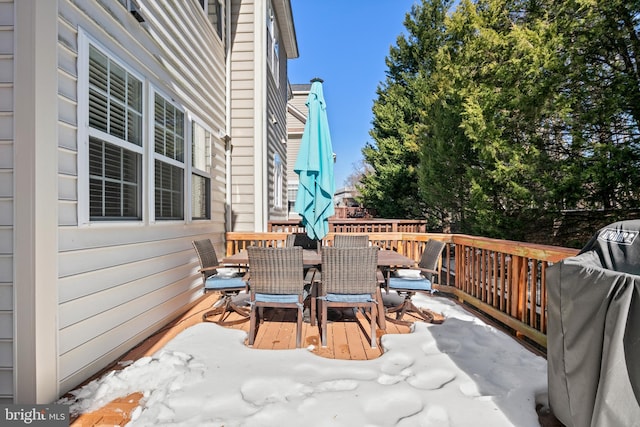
[70,291,413,426]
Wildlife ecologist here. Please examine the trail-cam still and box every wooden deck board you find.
[69,291,412,426]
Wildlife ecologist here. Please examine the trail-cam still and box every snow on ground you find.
[61,294,549,426]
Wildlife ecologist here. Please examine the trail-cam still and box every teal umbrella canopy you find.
[294,80,335,240]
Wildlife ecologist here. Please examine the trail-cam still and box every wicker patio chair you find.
[285,232,319,250]
[285,233,320,326]
[333,234,369,247]
[246,246,306,347]
[333,233,387,288]
[317,246,380,348]
[193,239,249,326]
[384,239,446,325]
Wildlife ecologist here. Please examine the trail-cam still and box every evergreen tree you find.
[360,0,640,240]
[360,0,453,219]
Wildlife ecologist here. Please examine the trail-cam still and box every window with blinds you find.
[88,45,143,220]
[191,122,212,220]
[154,93,185,220]
[154,94,184,162]
[84,38,215,224]
[154,160,184,219]
[89,137,142,219]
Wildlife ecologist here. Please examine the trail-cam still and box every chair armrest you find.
[199,265,248,274]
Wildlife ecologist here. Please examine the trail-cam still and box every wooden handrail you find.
[225,231,579,350]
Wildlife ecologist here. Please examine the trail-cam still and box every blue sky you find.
[288,0,417,188]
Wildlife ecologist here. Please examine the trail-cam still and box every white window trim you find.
[77,28,147,227]
[188,113,215,222]
[149,86,187,224]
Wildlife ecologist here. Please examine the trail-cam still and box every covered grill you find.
[546,219,640,426]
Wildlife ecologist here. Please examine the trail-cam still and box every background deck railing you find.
[225,231,579,350]
[268,219,427,233]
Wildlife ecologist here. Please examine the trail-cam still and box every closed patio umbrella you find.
[294,78,335,241]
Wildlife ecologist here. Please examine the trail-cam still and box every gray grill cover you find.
[547,219,640,426]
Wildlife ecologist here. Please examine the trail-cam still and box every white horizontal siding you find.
[0,312,11,339]
[0,339,12,366]
[0,228,10,253]
[0,199,11,226]
[59,264,198,352]
[58,121,77,151]
[0,28,13,54]
[0,169,11,197]
[0,2,13,26]
[286,89,308,183]
[0,0,13,404]
[0,370,12,399]
[0,115,11,139]
[0,55,13,82]
[229,0,257,232]
[266,31,289,222]
[0,86,10,110]
[0,142,11,168]
[53,0,229,394]
[0,255,10,283]
[59,285,199,391]
[58,146,77,176]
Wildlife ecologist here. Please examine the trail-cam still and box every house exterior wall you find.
[229,0,295,231]
[8,0,230,402]
[286,83,310,217]
[3,0,297,404]
[229,0,257,232]
[265,23,290,222]
[0,0,15,405]
[55,0,229,397]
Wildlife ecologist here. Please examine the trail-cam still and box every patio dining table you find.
[221,248,418,330]
[221,248,416,267]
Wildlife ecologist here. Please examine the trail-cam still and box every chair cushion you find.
[395,269,422,278]
[324,293,374,303]
[255,293,302,304]
[204,274,245,291]
[388,276,432,291]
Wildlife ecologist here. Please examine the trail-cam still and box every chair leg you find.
[203,293,250,326]
[375,287,386,330]
[321,301,328,347]
[370,303,377,348]
[385,293,444,326]
[248,305,258,346]
[310,285,317,327]
[202,296,231,321]
[296,305,303,348]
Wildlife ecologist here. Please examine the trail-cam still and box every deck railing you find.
[225,231,578,350]
[268,219,427,233]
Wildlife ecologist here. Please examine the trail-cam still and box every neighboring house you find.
[229,0,296,231]
[334,186,360,208]
[1,0,297,404]
[285,82,310,219]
